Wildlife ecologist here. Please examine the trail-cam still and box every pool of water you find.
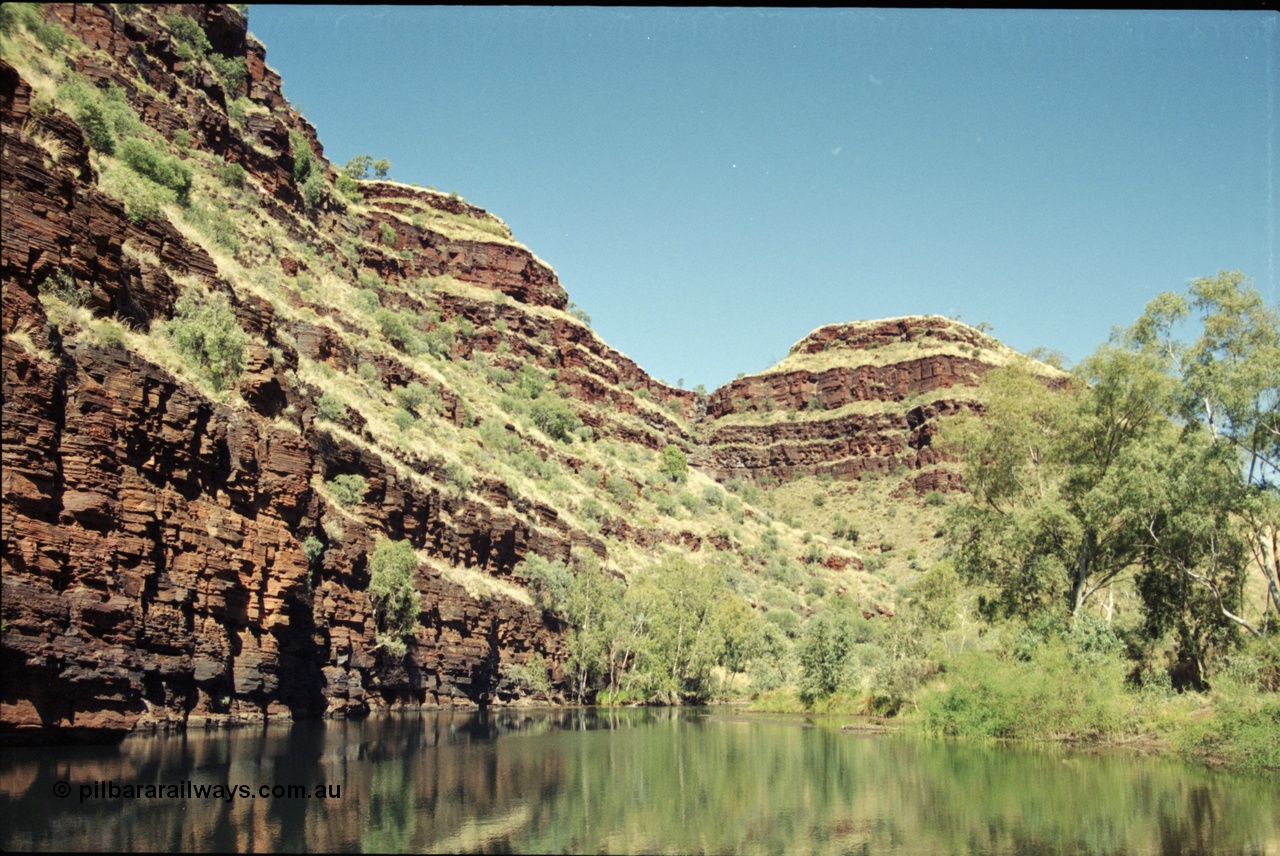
[2,707,1276,853]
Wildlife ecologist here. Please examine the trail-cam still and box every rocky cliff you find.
[0,4,1053,742]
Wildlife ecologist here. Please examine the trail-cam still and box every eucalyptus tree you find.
[1123,271,1280,638]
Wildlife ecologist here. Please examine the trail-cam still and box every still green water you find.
[1,707,1276,854]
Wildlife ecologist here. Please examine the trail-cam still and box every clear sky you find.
[247,7,1277,392]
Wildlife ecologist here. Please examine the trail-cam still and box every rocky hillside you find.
[0,4,1057,742]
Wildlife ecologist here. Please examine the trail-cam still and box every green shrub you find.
[227,97,249,125]
[677,492,702,514]
[164,13,210,58]
[171,128,191,149]
[1178,695,1280,773]
[919,642,1128,742]
[301,171,325,209]
[374,308,417,353]
[166,289,246,390]
[334,172,361,201]
[391,408,415,432]
[95,322,125,350]
[76,101,116,154]
[104,167,173,223]
[530,395,581,442]
[218,161,247,187]
[209,53,247,92]
[519,554,573,614]
[501,654,551,696]
[290,130,316,182]
[444,460,471,493]
[40,268,88,306]
[659,444,688,483]
[367,538,420,657]
[379,222,396,246]
[117,138,192,205]
[316,392,347,422]
[101,86,145,137]
[302,535,324,562]
[393,382,427,414]
[580,497,605,520]
[605,475,633,504]
[327,473,367,507]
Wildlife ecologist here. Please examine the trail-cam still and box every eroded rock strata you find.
[1,5,1053,742]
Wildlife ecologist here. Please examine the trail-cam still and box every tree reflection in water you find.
[1,708,1276,854]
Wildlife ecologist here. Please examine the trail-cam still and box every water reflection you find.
[1,708,1276,854]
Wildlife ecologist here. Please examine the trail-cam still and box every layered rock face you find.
[701,317,1023,492]
[0,4,579,743]
[1,6,1050,743]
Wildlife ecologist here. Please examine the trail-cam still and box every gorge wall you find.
[1,4,1052,742]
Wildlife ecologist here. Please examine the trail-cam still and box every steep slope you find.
[1,4,1053,742]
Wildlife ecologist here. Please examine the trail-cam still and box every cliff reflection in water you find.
[2,708,1277,854]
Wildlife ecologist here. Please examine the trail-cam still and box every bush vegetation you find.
[327,473,367,507]
[367,539,420,658]
[166,288,246,390]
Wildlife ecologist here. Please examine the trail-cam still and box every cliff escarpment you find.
[1,4,1052,742]
[701,317,1060,494]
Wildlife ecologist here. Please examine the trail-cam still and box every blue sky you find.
[247,7,1277,392]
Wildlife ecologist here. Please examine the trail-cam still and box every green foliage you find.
[798,612,859,704]
[166,288,246,390]
[520,554,573,614]
[604,475,633,505]
[659,444,688,483]
[301,170,326,209]
[40,267,88,306]
[302,535,324,563]
[342,153,390,180]
[580,497,605,521]
[316,392,347,422]
[7,4,68,52]
[625,558,729,703]
[184,198,240,253]
[94,322,125,350]
[164,13,211,58]
[171,128,191,150]
[367,539,420,657]
[117,138,192,205]
[334,172,360,200]
[500,654,551,697]
[374,308,418,353]
[209,53,247,93]
[76,101,115,154]
[530,395,582,442]
[327,473,367,507]
[444,460,471,493]
[919,640,1129,742]
[393,382,428,414]
[290,130,325,206]
[218,161,247,188]
[378,222,397,246]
